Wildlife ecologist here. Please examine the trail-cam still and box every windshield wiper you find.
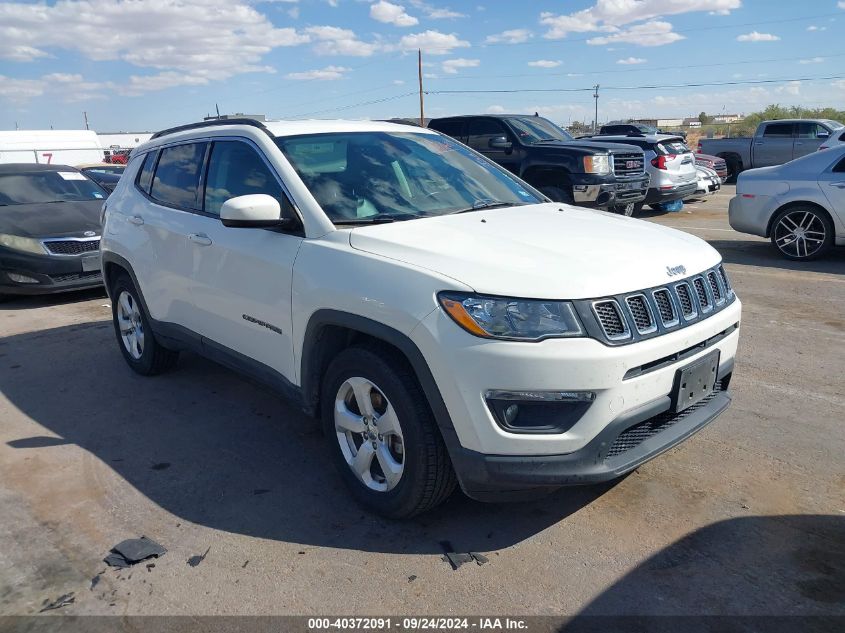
[533,138,565,143]
[450,200,522,214]
[334,217,397,226]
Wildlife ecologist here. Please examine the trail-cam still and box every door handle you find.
[754,141,764,145]
[830,181,845,189]
[129,215,144,226]
[188,233,212,246]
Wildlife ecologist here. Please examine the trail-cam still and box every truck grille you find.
[612,153,645,176]
[605,380,725,459]
[578,265,735,346]
[43,238,100,255]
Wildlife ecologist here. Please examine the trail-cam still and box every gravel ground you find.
[0,185,843,618]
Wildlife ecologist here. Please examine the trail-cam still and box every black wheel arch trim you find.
[301,309,465,472]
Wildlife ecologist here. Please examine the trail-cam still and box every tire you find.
[539,185,573,205]
[110,273,179,375]
[610,203,635,216]
[770,205,834,261]
[320,345,457,518]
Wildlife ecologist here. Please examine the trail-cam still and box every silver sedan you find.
[729,145,845,260]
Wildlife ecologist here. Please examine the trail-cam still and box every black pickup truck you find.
[428,114,649,215]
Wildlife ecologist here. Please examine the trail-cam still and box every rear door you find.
[754,122,796,167]
[819,154,845,238]
[428,118,467,144]
[795,122,833,158]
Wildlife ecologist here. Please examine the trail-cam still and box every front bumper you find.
[0,249,103,295]
[643,181,698,205]
[569,174,649,208]
[453,365,732,500]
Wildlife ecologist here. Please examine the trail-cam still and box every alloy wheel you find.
[116,290,144,360]
[334,377,405,492]
[774,209,827,259]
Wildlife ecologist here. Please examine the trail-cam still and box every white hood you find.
[349,203,721,299]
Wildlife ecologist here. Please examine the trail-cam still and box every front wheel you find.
[610,203,635,216]
[539,185,573,205]
[770,206,833,261]
[321,346,456,518]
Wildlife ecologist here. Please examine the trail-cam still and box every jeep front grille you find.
[576,265,735,346]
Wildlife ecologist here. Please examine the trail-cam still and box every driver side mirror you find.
[220,194,298,229]
[817,130,830,140]
[489,136,513,151]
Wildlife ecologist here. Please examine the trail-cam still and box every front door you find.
[466,117,521,174]
[794,122,832,159]
[188,139,303,383]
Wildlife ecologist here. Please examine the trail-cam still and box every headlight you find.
[583,154,611,174]
[438,292,584,341]
[0,233,47,255]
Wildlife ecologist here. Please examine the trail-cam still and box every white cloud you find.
[0,72,109,103]
[527,59,562,68]
[392,79,405,85]
[799,57,825,64]
[540,0,741,39]
[617,56,647,64]
[396,30,470,54]
[305,25,379,56]
[485,29,531,44]
[285,65,349,80]
[0,0,310,94]
[442,57,479,74]
[486,105,506,114]
[407,1,466,19]
[588,21,684,47]
[736,31,781,42]
[839,1,845,8]
[806,25,827,31]
[370,1,418,27]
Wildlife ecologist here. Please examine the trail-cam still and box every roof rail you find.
[150,118,274,140]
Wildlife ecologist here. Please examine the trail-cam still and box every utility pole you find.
[592,85,599,133]
[418,49,425,127]
[83,111,89,130]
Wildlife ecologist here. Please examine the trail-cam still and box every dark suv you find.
[428,114,649,215]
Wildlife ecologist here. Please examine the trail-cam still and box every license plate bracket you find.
[673,350,720,413]
[81,255,100,272]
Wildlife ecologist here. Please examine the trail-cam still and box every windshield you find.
[84,166,125,176]
[823,120,844,130]
[505,117,573,143]
[0,171,106,205]
[276,132,541,224]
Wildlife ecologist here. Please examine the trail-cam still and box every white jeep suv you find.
[101,118,741,518]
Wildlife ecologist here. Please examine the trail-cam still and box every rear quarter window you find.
[136,152,157,194]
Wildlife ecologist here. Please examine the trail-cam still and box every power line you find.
[285,91,418,119]
[425,75,845,96]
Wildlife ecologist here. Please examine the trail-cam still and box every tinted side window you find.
[797,122,827,139]
[150,142,207,209]
[136,151,156,194]
[203,141,293,217]
[467,118,508,151]
[763,123,794,138]
[429,119,464,139]
[833,157,845,173]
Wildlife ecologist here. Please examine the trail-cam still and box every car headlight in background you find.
[0,233,47,255]
[583,154,611,175]
[439,292,584,340]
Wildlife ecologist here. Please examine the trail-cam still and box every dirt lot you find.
[1,185,843,619]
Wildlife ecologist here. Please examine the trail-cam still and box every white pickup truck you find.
[698,119,844,179]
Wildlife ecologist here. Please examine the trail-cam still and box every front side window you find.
[797,123,828,139]
[277,131,540,224]
[506,117,574,144]
[203,141,292,217]
[467,118,509,151]
[429,119,465,139]
[150,142,207,209]
[0,171,106,205]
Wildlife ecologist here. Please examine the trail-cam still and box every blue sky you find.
[1,0,843,132]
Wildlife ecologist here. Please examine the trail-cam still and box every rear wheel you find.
[321,346,456,518]
[770,206,833,261]
[110,274,179,375]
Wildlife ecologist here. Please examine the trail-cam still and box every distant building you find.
[713,114,743,123]
[203,113,267,122]
[683,118,702,128]
[656,118,684,128]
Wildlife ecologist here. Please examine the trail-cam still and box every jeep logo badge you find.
[666,265,686,277]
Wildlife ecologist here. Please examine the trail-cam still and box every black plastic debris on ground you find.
[187,546,211,567]
[439,541,489,570]
[104,537,166,569]
[40,592,75,612]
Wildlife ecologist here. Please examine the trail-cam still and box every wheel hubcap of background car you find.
[116,290,144,360]
[334,377,404,492]
[774,210,826,258]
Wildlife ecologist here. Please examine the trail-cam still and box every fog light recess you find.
[485,390,595,434]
